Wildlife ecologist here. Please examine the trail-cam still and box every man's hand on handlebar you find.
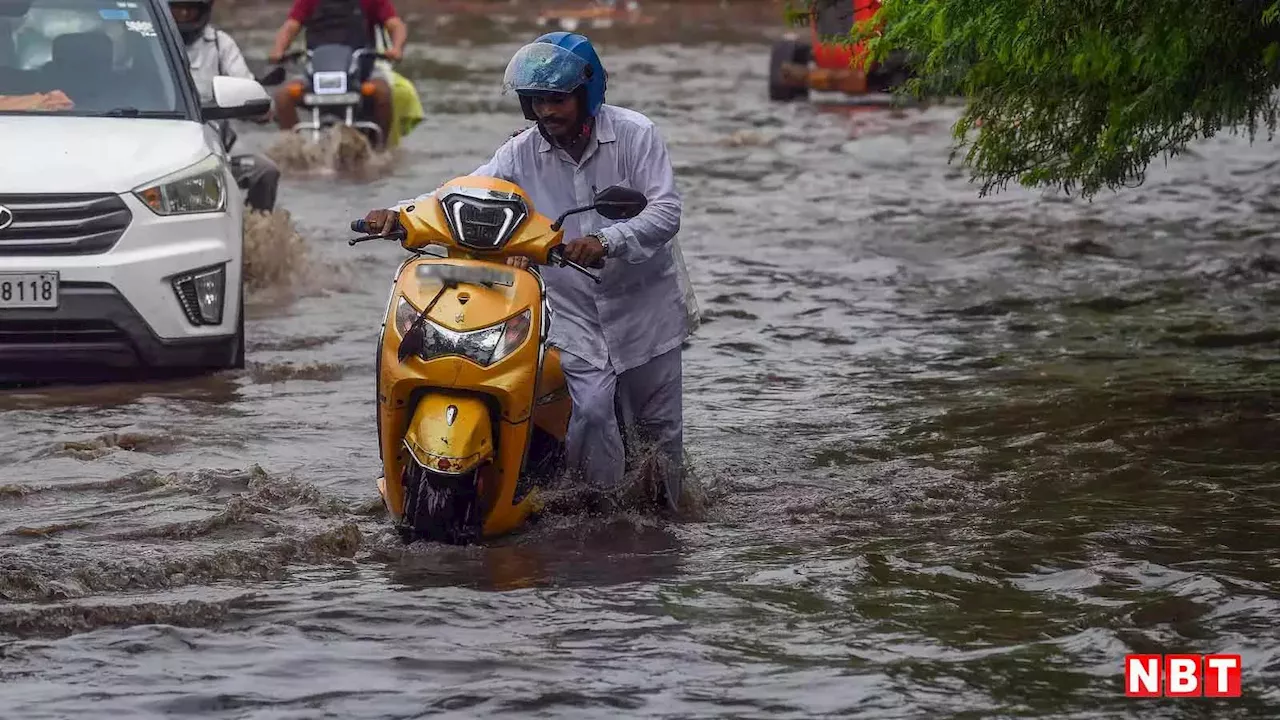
[383,47,403,61]
[362,209,400,235]
[563,236,607,269]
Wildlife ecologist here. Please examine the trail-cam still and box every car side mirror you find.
[593,185,648,220]
[202,76,272,121]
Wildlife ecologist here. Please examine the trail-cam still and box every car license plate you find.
[0,272,58,309]
[304,92,360,106]
[416,264,514,287]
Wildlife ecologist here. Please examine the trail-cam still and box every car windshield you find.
[0,0,181,116]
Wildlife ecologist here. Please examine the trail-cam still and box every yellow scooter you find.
[350,176,648,544]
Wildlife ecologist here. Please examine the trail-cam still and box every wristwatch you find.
[588,231,610,256]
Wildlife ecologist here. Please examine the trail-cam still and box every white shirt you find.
[184,25,252,104]
[401,104,690,374]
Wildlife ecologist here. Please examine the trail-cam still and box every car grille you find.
[0,193,132,255]
[0,318,128,346]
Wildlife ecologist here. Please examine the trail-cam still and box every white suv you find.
[0,0,270,380]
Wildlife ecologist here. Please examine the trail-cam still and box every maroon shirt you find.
[287,0,399,30]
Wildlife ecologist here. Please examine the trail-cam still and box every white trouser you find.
[559,346,684,508]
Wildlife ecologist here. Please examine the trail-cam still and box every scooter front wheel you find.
[398,464,483,545]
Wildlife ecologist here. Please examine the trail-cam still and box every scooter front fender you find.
[403,392,494,475]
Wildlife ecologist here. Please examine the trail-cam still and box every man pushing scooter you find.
[361,32,689,510]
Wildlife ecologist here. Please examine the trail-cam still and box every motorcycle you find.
[275,44,391,148]
[349,175,649,545]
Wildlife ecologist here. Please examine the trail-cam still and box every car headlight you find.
[133,154,227,216]
[438,186,529,251]
[396,296,531,366]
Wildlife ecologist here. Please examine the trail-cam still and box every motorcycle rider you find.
[362,32,689,510]
[168,0,281,213]
[266,0,407,147]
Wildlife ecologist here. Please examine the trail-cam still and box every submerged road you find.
[2,19,1278,719]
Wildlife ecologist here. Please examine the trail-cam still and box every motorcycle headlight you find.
[133,155,227,216]
[438,187,529,251]
[396,296,531,366]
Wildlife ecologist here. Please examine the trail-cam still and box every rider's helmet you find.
[168,0,213,45]
[502,31,608,124]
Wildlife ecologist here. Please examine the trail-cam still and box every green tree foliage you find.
[788,1,1280,197]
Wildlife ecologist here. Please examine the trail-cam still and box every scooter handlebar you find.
[348,217,407,245]
[352,48,396,63]
[549,246,603,283]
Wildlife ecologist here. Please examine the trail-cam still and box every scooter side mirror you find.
[548,187,648,231]
[592,185,647,220]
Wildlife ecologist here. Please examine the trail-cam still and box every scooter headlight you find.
[395,297,531,366]
[437,186,529,251]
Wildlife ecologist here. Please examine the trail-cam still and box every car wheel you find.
[769,40,810,102]
[231,285,245,370]
[215,281,244,368]
[203,271,244,375]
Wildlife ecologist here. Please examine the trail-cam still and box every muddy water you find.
[3,27,1280,719]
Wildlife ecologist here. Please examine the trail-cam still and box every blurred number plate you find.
[416,264,514,287]
[0,272,58,308]
[312,71,348,94]
[304,92,360,106]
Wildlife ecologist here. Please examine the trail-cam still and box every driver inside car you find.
[4,1,190,114]
[0,89,72,110]
[0,0,73,111]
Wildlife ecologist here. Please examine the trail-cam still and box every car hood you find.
[0,115,217,194]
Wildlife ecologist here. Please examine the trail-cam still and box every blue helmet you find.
[502,32,608,122]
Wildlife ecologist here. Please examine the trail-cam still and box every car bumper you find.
[0,192,242,341]
[0,282,237,378]
[0,191,243,379]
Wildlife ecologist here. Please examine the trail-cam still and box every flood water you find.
[2,14,1279,720]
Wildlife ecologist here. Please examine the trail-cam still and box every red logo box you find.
[1125,653,1242,697]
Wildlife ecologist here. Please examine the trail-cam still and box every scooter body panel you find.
[376,253,560,541]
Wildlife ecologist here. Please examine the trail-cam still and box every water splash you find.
[535,431,718,525]
[264,126,400,180]
[242,207,308,292]
[242,207,355,300]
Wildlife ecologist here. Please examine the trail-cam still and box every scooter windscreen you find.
[307,43,370,94]
[501,42,589,97]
